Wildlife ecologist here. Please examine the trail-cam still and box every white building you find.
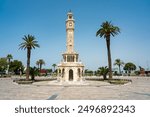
[57,11,84,82]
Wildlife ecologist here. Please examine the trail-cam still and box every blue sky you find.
[0,0,150,71]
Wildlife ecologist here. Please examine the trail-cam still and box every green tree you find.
[0,58,8,73]
[114,59,124,75]
[9,60,24,75]
[47,69,53,74]
[96,21,120,79]
[123,62,136,75]
[84,69,93,76]
[6,54,13,74]
[19,34,40,80]
[52,64,57,73]
[98,66,109,80]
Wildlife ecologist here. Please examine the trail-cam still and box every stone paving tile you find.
[0,77,150,100]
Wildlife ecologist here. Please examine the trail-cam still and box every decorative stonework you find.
[57,11,84,82]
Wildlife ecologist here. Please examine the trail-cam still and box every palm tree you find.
[19,34,40,80]
[7,54,13,64]
[52,64,57,73]
[6,54,13,74]
[30,67,38,80]
[96,21,120,79]
[36,60,40,69]
[38,59,45,71]
[114,59,124,75]
[98,66,109,80]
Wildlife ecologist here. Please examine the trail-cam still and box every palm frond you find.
[96,21,120,39]
[19,34,40,50]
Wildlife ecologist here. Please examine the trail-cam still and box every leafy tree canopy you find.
[124,62,136,71]
[9,60,24,74]
[19,34,40,50]
[96,21,120,39]
[0,58,8,72]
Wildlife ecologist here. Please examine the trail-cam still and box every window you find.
[69,15,72,19]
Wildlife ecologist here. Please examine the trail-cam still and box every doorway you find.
[69,69,73,81]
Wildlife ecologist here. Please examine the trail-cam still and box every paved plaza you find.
[0,77,150,100]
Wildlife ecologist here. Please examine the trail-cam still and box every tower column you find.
[74,55,77,62]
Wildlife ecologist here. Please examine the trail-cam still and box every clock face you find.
[69,23,72,26]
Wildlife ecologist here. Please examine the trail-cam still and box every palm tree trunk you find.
[103,75,107,80]
[37,64,39,70]
[39,64,42,76]
[26,48,31,80]
[119,65,121,75]
[40,64,42,71]
[106,36,112,79]
[54,66,55,72]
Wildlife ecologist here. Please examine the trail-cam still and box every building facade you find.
[57,11,84,82]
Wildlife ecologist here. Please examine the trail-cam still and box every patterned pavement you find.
[0,77,150,100]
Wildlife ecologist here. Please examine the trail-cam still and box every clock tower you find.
[66,12,75,53]
[58,11,84,82]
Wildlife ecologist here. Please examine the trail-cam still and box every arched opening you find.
[58,69,61,77]
[62,68,65,78]
[69,69,73,81]
[59,69,61,73]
